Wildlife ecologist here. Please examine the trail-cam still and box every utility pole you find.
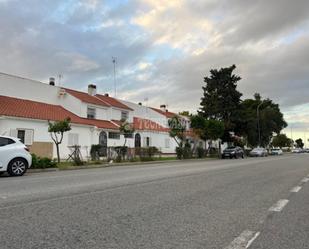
[112,57,117,98]
[257,102,263,147]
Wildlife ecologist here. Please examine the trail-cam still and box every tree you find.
[272,134,293,148]
[119,120,135,147]
[190,115,224,156]
[295,138,304,149]
[178,111,191,117]
[238,94,287,147]
[168,115,186,147]
[48,118,71,163]
[199,65,242,142]
[205,119,225,156]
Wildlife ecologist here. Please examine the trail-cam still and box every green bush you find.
[183,142,192,159]
[31,154,57,169]
[90,144,102,161]
[135,147,159,161]
[176,147,183,159]
[197,147,206,158]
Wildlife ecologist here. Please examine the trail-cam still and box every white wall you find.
[120,100,169,127]
[0,73,83,116]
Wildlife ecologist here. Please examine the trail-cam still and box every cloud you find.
[0,0,308,132]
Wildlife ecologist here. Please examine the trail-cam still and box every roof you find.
[150,107,178,118]
[96,94,133,111]
[133,117,169,132]
[64,88,111,107]
[0,95,118,130]
[64,88,132,110]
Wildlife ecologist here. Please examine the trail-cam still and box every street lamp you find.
[257,102,263,147]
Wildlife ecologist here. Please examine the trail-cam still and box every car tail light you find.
[24,147,29,152]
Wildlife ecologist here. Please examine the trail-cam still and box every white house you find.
[0,72,202,160]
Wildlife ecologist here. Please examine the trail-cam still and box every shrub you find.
[136,147,159,161]
[90,144,102,161]
[176,147,183,159]
[31,154,57,169]
[183,142,192,159]
[197,147,206,158]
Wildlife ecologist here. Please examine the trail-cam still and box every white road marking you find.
[290,186,302,193]
[246,232,261,248]
[224,230,260,249]
[301,177,309,183]
[268,199,289,212]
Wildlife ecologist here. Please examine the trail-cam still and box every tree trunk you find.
[56,143,60,163]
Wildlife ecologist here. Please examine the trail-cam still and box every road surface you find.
[0,154,309,249]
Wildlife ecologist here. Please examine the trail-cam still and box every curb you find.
[27,157,219,173]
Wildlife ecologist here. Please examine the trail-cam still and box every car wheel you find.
[7,158,28,177]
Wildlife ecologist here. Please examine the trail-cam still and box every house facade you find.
[0,72,202,160]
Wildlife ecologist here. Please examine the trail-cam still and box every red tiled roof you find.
[96,94,133,111]
[133,117,169,132]
[64,88,111,107]
[150,107,177,118]
[0,95,118,130]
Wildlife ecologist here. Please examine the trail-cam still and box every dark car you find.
[222,146,244,159]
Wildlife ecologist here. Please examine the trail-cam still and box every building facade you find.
[0,72,202,160]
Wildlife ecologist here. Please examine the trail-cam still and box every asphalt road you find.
[0,154,309,249]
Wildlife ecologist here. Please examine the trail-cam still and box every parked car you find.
[303,148,309,153]
[0,136,32,176]
[222,146,244,159]
[249,147,268,157]
[270,148,283,155]
[292,148,303,153]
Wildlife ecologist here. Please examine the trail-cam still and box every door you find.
[0,137,15,169]
[135,133,141,148]
[99,131,107,156]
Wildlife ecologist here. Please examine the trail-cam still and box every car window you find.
[0,137,15,147]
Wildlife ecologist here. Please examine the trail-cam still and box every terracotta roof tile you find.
[133,117,169,132]
[96,94,133,110]
[64,88,110,107]
[0,95,118,130]
[150,107,177,118]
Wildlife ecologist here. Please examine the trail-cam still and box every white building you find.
[0,72,201,160]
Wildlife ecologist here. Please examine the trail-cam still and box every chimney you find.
[160,104,167,112]
[49,77,55,86]
[88,84,97,96]
[104,93,109,97]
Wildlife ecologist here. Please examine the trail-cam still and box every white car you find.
[292,148,302,153]
[0,136,32,176]
[270,148,283,155]
[249,147,268,157]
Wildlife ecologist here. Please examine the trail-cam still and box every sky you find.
[0,0,309,143]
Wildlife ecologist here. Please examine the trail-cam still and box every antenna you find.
[112,57,117,97]
[58,74,63,86]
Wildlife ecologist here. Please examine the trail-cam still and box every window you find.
[15,129,33,145]
[124,133,133,139]
[108,132,120,139]
[0,137,15,147]
[165,138,170,148]
[17,130,25,144]
[68,133,79,146]
[87,107,96,119]
[144,136,151,147]
[121,111,128,121]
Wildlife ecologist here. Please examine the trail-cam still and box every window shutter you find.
[10,129,17,138]
[149,137,152,146]
[24,130,34,145]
